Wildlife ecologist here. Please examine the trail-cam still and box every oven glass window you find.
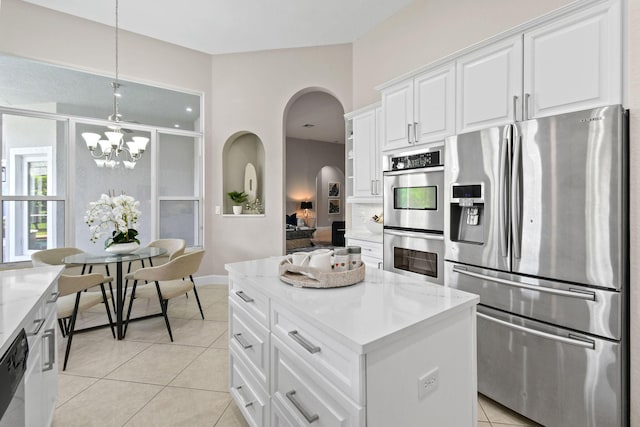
[393,186,437,210]
[393,247,438,278]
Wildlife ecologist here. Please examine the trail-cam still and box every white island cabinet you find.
[226,258,479,427]
[0,265,62,427]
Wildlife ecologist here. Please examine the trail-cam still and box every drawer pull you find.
[288,330,321,354]
[46,291,60,304]
[235,291,254,303]
[235,386,254,408]
[43,328,56,371]
[30,318,45,336]
[286,390,319,424]
[233,333,253,349]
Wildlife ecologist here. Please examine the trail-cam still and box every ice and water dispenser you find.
[449,184,484,245]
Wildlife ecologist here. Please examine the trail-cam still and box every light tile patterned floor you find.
[54,284,542,426]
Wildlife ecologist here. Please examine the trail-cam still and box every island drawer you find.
[271,335,364,427]
[230,298,270,391]
[230,278,269,327]
[271,303,364,405]
[230,351,270,427]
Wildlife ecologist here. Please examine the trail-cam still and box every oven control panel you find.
[390,150,441,170]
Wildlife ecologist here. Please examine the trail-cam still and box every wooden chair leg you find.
[155,282,173,342]
[63,293,82,371]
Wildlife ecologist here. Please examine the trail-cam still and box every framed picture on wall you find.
[328,199,340,214]
[329,182,340,197]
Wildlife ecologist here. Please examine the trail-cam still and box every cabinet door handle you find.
[233,333,253,349]
[370,180,375,195]
[413,121,419,143]
[407,123,413,143]
[30,318,45,336]
[235,386,254,407]
[288,330,321,354]
[235,290,254,303]
[42,328,56,371]
[524,93,531,119]
[286,390,319,424]
[46,291,60,304]
[513,95,519,122]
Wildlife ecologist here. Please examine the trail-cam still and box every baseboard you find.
[194,274,228,286]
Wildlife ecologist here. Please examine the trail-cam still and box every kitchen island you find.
[226,257,479,427]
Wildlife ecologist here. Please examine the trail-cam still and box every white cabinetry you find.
[227,259,478,427]
[345,103,382,200]
[24,285,58,427]
[456,37,523,132]
[456,0,621,133]
[523,1,621,119]
[381,63,455,151]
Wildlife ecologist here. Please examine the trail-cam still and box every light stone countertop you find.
[225,257,478,353]
[0,265,63,354]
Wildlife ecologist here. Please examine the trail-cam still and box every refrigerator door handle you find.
[452,265,596,300]
[511,124,522,259]
[477,312,595,349]
[499,125,510,257]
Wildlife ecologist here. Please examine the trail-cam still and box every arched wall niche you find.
[222,131,265,215]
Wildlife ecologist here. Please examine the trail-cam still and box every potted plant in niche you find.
[228,191,249,215]
[85,192,141,254]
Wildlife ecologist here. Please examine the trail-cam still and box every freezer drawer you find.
[477,306,624,427]
[446,262,621,340]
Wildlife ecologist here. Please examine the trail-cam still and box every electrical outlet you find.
[417,367,439,400]
[215,205,221,215]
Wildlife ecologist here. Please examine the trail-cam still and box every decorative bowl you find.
[105,242,140,255]
[364,220,383,234]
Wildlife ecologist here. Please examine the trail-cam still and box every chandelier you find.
[81,0,148,169]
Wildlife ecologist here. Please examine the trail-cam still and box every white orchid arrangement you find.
[85,193,141,248]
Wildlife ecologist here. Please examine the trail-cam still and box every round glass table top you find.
[63,247,167,265]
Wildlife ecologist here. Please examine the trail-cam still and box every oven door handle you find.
[477,312,595,349]
[452,266,595,300]
[384,229,444,241]
[383,166,444,176]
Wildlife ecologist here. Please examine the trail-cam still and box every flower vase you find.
[232,205,243,215]
[105,242,140,255]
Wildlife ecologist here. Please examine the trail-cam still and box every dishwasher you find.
[0,329,29,427]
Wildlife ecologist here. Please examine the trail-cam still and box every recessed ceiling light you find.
[174,124,180,128]
[302,123,315,128]
[186,107,193,112]
[114,92,122,98]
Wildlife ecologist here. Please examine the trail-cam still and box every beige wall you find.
[352,0,574,108]
[208,44,352,269]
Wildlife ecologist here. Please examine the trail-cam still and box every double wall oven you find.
[383,147,444,284]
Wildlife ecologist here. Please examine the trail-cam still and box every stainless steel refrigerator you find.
[444,105,628,427]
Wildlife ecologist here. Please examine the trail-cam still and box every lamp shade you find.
[301,201,312,210]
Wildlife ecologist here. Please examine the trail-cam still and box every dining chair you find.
[124,249,205,341]
[57,273,116,370]
[32,247,116,309]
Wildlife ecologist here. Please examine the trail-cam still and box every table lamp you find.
[301,201,312,225]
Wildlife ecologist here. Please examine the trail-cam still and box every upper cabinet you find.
[456,37,523,133]
[381,63,455,151]
[523,1,621,119]
[345,103,382,201]
[456,0,621,133]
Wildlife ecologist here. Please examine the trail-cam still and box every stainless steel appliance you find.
[0,329,28,427]
[445,105,628,427]
[383,146,445,284]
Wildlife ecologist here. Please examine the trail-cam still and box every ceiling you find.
[286,92,345,144]
[21,0,413,55]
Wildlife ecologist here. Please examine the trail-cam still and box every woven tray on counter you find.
[278,260,365,289]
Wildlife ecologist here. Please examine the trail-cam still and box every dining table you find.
[63,247,167,340]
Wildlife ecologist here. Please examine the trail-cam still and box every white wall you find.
[209,45,352,266]
[352,0,574,107]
